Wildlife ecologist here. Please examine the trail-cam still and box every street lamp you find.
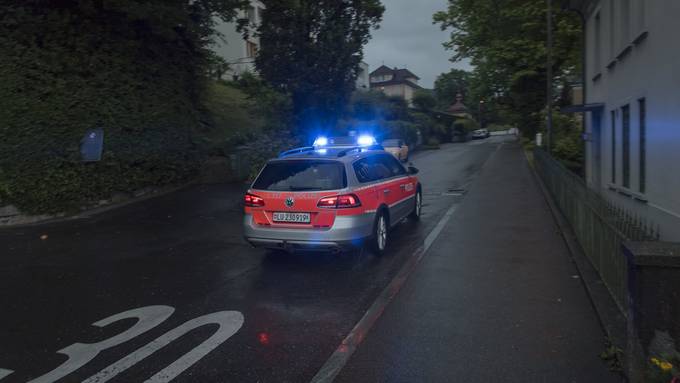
[479,100,485,129]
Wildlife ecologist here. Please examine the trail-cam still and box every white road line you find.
[0,369,13,380]
[83,311,244,383]
[309,203,459,383]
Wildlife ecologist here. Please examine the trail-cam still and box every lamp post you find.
[546,0,553,153]
[479,100,485,129]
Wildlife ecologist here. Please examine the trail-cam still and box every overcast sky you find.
[363,0,471,89]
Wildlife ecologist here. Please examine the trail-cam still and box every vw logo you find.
[285,197,295,208]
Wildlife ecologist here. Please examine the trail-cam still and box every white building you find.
[564,0,680,241]
[369,65,421,104]
[212,0,264,79]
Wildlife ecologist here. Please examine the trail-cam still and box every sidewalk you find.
[337,142,622,382]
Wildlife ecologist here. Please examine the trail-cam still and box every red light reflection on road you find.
[258,332,270,345]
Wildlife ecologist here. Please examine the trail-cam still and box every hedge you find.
[0,4,206,214]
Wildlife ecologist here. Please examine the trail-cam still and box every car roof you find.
[272,147,385,163]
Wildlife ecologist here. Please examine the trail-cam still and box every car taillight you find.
[245,193,265,207]
[317,194,361,209]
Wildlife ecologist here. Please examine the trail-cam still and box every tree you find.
[254,0,384,134]
[433,69,471,108]
[412,89,437,111]
[434,0,582,136]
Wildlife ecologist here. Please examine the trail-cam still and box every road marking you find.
[0,369,13,380]
[4,306,243,383]
[309,203,459,383]
[27,306,175,383]
[84,311,244,383]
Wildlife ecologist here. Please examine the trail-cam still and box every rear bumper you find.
[243,213,375,251]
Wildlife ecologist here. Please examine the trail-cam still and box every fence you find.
[533,148,658,316]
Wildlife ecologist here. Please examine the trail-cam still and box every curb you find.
[0,182,195,229]
[524,149,629,377]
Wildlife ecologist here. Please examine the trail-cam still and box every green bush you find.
[0,3,213,214]
[382,120,419,146]
[540,109,585,174]
[454,118,480,133]
[427,137,440,146]
[236,73,293,133]
[196,81,264,156]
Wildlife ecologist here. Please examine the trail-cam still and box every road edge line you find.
[309,203,458,383]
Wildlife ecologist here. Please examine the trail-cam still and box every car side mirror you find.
[408,166,419,175]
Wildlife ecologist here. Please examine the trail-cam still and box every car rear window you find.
[252,160,347,191]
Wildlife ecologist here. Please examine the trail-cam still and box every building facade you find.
[565,0,680,241]
[212,0,264,79]
[369,65,421,104]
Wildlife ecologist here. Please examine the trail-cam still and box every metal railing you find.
[534,148,658,315]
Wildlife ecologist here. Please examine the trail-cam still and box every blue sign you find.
[80,129,104,162]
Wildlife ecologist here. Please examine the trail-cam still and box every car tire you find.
[409,188,422,221]
[370,210,389,255]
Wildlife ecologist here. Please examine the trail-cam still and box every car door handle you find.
[383,189,391,194]
[399,184,407,190]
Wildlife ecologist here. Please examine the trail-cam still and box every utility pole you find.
[479,100,485,129]
[546,0,553,153]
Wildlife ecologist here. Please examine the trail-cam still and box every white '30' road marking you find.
[0,306,244,383]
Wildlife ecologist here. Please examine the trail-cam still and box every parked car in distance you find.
[471,129,490,139]
[382,139,409,162]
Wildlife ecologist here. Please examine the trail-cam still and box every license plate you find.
[272,212,311,223]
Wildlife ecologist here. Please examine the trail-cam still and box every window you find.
[353,157,390,182]
[353,155,405,183]
[246,41,258,58]
[378,155,406,177]
[611,110,616,184]
[639,98,646,193]
[252,161,347,191]
[622,105,630,188]
[594,12,602,72]
[247,6,256,24]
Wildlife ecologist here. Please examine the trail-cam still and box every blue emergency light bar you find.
[313,135,376,148]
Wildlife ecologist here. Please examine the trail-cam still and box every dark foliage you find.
[254,0,384,135]
[0,0,244,213]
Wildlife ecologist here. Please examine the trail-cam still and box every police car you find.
[243,135,422,254]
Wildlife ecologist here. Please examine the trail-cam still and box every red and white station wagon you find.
[243,137,422,254]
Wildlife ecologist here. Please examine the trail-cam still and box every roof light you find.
[357,135,376,146]
[313,136,328,147]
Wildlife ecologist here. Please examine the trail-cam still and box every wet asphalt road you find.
[0,138,504,382]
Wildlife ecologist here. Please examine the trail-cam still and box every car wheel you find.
[409,189,422,221]
[370,211,389,255]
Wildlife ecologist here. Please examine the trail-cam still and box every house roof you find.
[369,65,420,81]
